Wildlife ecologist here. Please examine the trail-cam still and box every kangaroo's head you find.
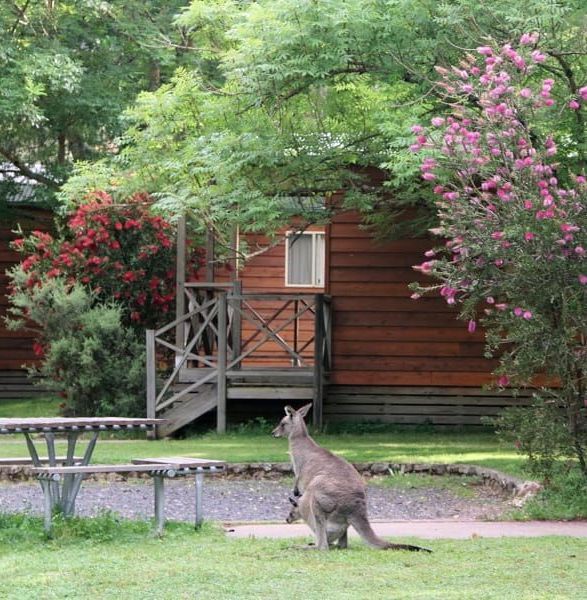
[286,504,301,524]
[286,494,301,523]
[271,403,312,438]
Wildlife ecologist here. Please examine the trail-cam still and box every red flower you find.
[33,342,45,357]
[123,271,137,282]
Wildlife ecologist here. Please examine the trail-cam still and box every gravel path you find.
[0,477,512,523]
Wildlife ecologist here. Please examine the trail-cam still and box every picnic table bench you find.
[32,457,226,534]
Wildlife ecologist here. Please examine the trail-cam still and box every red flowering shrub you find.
[10,192,201,328]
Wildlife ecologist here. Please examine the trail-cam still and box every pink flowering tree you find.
[411,35,587,478]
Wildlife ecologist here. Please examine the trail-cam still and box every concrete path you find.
[225,519,587,540]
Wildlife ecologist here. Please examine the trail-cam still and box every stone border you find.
[0,461,541,501]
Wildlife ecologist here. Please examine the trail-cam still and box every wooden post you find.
[206,229,215,282]
[146,329,157,437]
[231,280,242,368]
[293,299,299,367]
[175,216,187,360]
[313,294,324,430]
[216,293,227,433]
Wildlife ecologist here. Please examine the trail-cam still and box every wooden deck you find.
[146,286,330,436]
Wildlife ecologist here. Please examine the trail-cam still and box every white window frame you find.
[284,230,325,288]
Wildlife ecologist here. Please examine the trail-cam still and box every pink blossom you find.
[513,307,524,317]
[486,297,495,304]
[497,375,510,387]
[409,143,422,152]
[491,231,505,240]
[411,125,424,134]
[431,117,445,127]
[477,46,493,56]
[569,99,580,110]
[531,50,546,63]
[524,232,535,241]
[413,261,435,273]
[410,292,421,300]
[519,88,532,99]
[424,249,436,257]
[422,172,436,181]
[561,223,580,233]
[495,303,508,311]
[468,320,477,333]
[579,274,587,285]
[443,192,459,201]
[579,87,587,101]
[520,32,538,45]
[523,311,533,320]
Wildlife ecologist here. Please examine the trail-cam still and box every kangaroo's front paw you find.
[288,495,298,507]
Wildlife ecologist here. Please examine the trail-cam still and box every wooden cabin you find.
[147,210,526,437]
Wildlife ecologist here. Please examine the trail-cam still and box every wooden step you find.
[179,367,314,385]
[157,385,217,438]
[227,386,313,401]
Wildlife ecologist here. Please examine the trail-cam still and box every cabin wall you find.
[0,209,53,396]
[323,210,520,425]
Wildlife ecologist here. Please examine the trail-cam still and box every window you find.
[285,231,325,287]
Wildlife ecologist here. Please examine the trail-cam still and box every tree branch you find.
[0,147,61,189]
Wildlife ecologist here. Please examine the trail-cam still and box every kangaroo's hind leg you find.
[335,528,348,549]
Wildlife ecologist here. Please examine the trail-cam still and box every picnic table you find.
[0,417,162,520]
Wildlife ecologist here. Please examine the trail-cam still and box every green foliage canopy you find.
[0,0,190,207]
[63,0,587,244]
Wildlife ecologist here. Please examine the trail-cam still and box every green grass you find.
[0,396,61,419]
[0,396,525,474]
[0,514,585,600]
[0,429,525,475]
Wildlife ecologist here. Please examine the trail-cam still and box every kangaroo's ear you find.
[297,403,312,419]
[284,405,295,416]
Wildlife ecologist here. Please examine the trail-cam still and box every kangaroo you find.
[272,403,431,552]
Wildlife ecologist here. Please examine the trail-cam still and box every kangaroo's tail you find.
[349,514,432,553]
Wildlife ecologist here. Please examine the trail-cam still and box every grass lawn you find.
[0,397,61,419]
[0,396,525,474]
[0,429,525,476]
[0,515,585,600]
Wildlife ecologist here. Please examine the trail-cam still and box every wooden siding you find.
[326,211,494,388]
[325,386,530,426]
[0,210,53,372]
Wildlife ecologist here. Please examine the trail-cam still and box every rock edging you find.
[0,461,541,501]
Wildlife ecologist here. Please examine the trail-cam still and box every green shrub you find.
[8,279,145,417]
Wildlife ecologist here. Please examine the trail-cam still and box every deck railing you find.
[146,284,331,431]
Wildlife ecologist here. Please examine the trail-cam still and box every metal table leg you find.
[195,471,204,528]
[61,431,99,516]
[154,474,165,536]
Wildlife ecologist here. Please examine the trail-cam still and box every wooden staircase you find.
[157,369,315,437]
[156,383,217,438]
